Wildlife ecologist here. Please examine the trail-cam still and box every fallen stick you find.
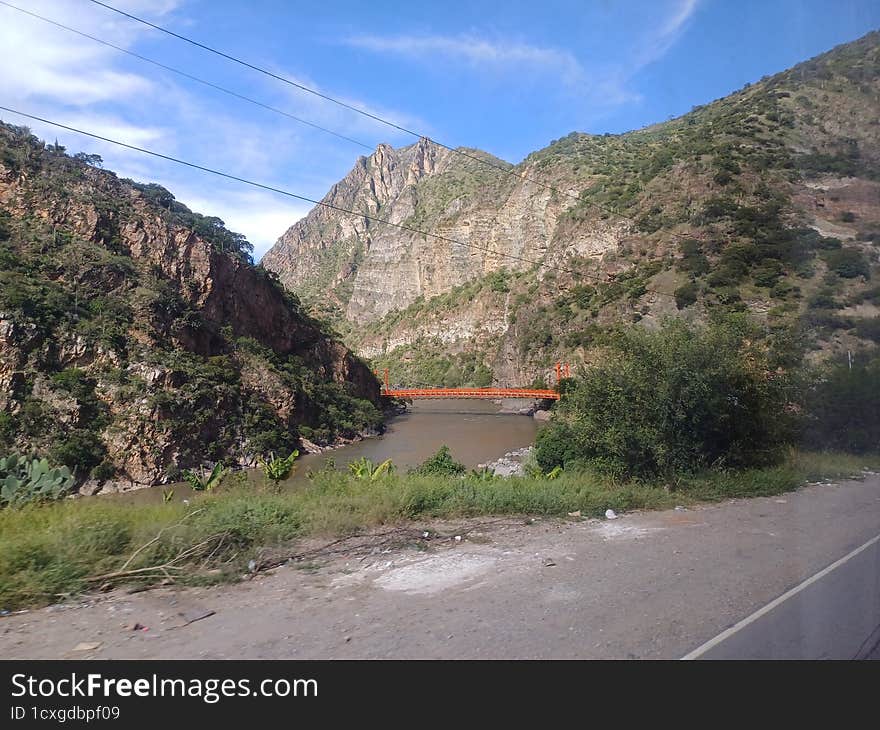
[118,508,206,572]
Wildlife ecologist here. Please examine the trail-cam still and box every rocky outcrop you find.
[262,137,555,323]
[262,138,451,312]
[0,123,381,490]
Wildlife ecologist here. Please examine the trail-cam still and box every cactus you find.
[0,454,75,507]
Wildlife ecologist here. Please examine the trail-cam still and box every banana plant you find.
[1,454,75,508]
[258,450,299,490]
[348,457,395,481]
[182,462,226,492]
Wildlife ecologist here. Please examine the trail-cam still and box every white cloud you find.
[0,0,703,254]
[345,34,586,86]
[342,0,701,118]
[0,0,321,251]
[0,4,154,106]
[0,0,191,110]
[177,189,311,260]
[631,0,701,70]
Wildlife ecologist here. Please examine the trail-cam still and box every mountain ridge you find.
[263,30,880,387]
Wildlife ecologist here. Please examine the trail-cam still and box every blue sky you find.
[2,0,879,258]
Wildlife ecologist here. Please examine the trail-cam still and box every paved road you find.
[684,533,880,659]
[2,475,879,659]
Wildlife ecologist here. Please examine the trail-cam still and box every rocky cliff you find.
[263,31,880,387]
[0,122,381,491]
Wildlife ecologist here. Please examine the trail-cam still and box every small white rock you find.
[454,535,462,542]
[72,642,102,652]
[605,509,618,520]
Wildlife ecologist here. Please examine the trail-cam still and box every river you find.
[300,398,539,473]
[112,399,540,503]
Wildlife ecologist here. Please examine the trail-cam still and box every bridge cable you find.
[85,0,708,246]
[0,106,679,299]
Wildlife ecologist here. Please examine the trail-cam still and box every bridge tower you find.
[554,362,571,383]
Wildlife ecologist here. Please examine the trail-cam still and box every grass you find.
[1,450,877,610]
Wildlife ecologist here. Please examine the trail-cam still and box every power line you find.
[0,1,374,152]
[0,106,677,299]
[85,0,703,242]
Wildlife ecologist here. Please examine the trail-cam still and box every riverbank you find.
[80,399,539,498]
[478,446,534,476]
[1,451,877,611]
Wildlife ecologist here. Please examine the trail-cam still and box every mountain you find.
[0,122,381,493]
[263,31,880,387]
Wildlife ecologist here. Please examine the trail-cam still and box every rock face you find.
[0,123,381,490]
[262,137,557,324]
[263,31,880,388]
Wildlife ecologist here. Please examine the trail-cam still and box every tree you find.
[535,315,801,478]
[73,152,103,168]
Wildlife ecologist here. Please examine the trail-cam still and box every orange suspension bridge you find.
[377,363,570,400]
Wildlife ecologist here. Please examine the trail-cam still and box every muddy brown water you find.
[111,399,540,504]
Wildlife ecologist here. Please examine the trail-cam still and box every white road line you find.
[681,532,880,660]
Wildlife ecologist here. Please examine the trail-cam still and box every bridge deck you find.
[382,388,560,400]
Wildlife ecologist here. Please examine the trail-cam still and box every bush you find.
[49,430,107,476]
[752,259,785,287]
[411,446,466,476]
[770,280,800,299]
[674,281,699,309]
[855,317,880,343]
[487,269,510,293]
[707,261,748,288]
[807,290,840,310]
[801,352,880,453]
[823,247,870,279]
[534,316,800,478]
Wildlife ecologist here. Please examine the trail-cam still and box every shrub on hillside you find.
[534,316,800,478]
[854,317,880,343]
[674,281,699,309]
[823,247,870,279]
[752,259,785,288]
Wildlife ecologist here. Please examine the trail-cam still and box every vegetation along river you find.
[302,399,539,473]
[113,399,540,504]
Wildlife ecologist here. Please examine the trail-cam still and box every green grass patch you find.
[1,450,877,610]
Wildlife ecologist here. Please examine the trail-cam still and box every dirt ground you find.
[2,475,879,659]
